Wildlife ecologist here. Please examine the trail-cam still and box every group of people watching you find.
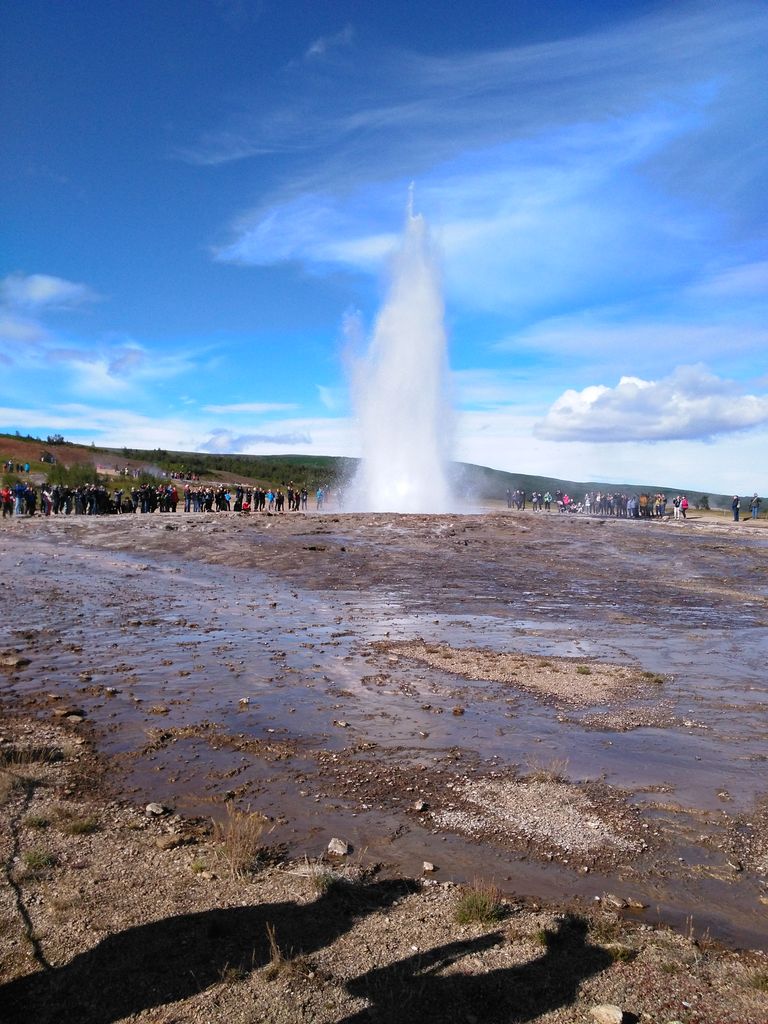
[1,479,328,517]
[504,488,761,521]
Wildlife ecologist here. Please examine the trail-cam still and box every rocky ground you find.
[1,509,768,1023]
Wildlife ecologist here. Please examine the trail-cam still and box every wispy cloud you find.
[1,272,100,310]
[305,24,354,60]
[534,365,768,442]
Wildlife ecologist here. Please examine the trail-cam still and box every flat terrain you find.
[1,508,767,1023]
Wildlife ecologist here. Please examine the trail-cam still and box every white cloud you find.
[534,366,768,442]
[200,428,311,452]
[1,272,100,310]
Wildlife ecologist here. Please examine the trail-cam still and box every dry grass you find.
[455,881,505,925]
[212,802,269,877]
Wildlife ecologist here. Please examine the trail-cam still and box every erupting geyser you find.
[350,194,453,512]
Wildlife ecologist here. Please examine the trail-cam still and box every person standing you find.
[680,496,688,519]
[732,495,741,522]
[750,494,761,519]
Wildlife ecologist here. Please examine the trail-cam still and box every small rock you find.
[145,802,168,816]
[327,837,350,856]
[238,697,249,705]
[156,834,183,851]
[590,1005,623,1024]
[413,799,428,812]
[625,897,648,910]
[422,861,437,873]
[335,720,349,728]
[452,706,465,716]
[66,715,85,724]
[0,655,31,669]
[603,894,627,910]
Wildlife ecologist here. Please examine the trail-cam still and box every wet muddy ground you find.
[2,509,767,950]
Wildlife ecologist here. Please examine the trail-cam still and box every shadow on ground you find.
[0,891,613,1024]
[339,914,614,1024]
[0,879,415,1024]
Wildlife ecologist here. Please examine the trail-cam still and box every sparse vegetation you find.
[455,881,505,925]
[22,848,58,872]
[61,814,99,836]
[24,814,51,830]
[749,970,768,992]
[576,665,592,675]
[212,802,268,877]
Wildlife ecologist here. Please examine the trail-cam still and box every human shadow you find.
[0,877,416,1024]
[338,913,613,1023]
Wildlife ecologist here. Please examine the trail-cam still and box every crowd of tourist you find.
[504,488,762,520]
[0,480,329,518]
[1,473,761,521]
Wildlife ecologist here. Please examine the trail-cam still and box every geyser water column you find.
[351,196,453,512]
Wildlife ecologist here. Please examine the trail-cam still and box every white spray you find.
[349,192,453,512]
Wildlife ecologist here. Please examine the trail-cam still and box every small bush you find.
[749,970,768,992]
[455,882,505,925]
[576,665,592,675]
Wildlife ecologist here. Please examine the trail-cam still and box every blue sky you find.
[1,0,766,492]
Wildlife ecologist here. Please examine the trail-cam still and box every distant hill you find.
[0,431,732,508]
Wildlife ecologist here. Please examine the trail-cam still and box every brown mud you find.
[1,508,768,956]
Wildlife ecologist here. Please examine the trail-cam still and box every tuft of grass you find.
[219,963,249,984]
[455,881,505,925]
[297,856,360,897]
[660,961,680,974]
[526,757,569,784]
[61,815,99,836]
[607,943,637,963]
[25,814,51,830]
[642,671,665,685]
[190,858,207,874]
[212,802,268,878]
[576,665,592,675]
[749,970,768,992]
[23,848,58,872]
[263,922,312,982]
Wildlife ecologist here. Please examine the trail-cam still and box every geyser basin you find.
[350,198,453,512]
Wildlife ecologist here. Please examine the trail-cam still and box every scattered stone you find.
[335,720,349,728]
[452,706,465,716]
[238,697,249,705]
[66,714,85,724]
[145,802,168,816]
[327,837,350,856]
[413,799,428,812]
[422,861,437,873]
[590,1005,624,1024]
[603,894,628,910]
